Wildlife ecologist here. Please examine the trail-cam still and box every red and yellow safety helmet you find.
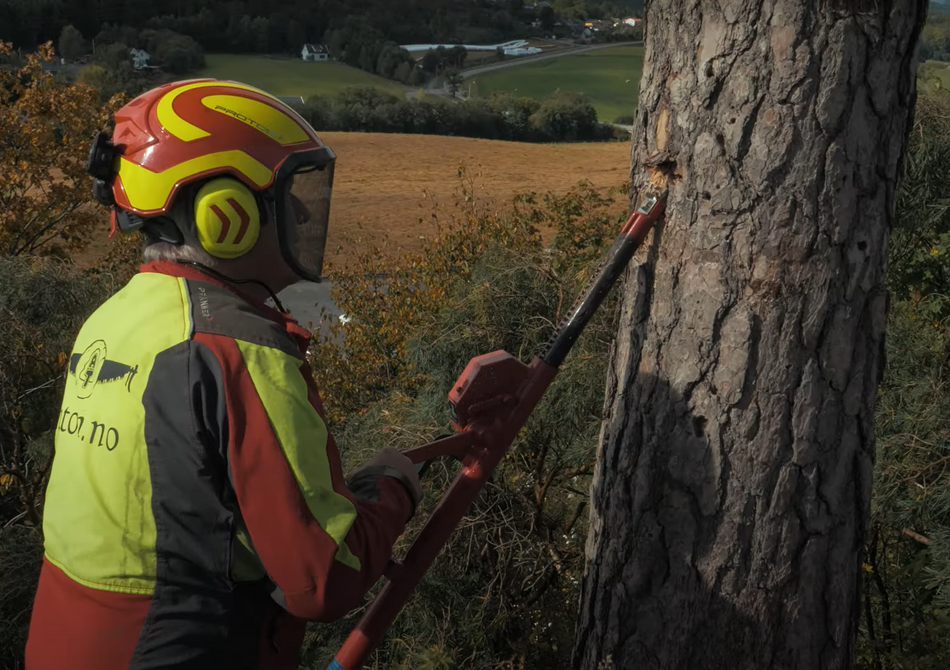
[87,78,335,282]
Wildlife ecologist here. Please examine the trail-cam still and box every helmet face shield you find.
[273,149,335,282]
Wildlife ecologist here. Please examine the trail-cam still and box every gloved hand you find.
[346,447,424,518]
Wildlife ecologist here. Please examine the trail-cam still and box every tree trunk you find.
[573,2,928,669]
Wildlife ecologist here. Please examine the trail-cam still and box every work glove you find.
[346,447,424,520]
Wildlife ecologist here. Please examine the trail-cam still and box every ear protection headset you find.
[87,132,270,259]
[192,177,265,259]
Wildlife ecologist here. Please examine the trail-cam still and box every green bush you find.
[528,90,602,142]
[295,87,617,143]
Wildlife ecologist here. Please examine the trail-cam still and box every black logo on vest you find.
[69,340,139,399]
[61,340,136,452]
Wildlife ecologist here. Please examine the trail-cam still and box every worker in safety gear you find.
[25,79,424,670]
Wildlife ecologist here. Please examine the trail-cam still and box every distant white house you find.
[130,48,151,70]
[623,17,641,27]
[301,44,329,62]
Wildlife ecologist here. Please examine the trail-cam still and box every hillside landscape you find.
[198,53,409,97]
[2,2,950,670]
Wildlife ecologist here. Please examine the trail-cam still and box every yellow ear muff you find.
[193,177,262,259]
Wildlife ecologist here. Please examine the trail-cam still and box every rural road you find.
[423,40,642,97]
[461,40,641,79]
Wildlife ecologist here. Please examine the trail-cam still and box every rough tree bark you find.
[573,1,928,669]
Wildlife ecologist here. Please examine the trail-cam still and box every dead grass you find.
[76,133,630,270]
[319,133,629,268]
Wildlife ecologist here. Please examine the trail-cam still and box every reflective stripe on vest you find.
[235,340,361,571]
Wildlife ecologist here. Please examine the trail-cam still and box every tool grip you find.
[415,434,465,479]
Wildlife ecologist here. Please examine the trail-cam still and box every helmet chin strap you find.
[174,260,288,315]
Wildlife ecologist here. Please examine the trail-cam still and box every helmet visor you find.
[276,160,334,282]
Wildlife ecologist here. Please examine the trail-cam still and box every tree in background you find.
[551,0,587,21]
[286,19,306,55]
[421,49,441,74]
[448,45,467,69]
[57,24,86,61]
[93,41,132,70]
[394,60,413,84]
[252,16,269,55]
[0,39,126,539]
[293,87,613,142]
[376,43,404,79]
[76,64,112,91]
[539,5,557,32]
[409,65,428,87]
[445,68,463,97]
[574,1,929,669]
[94,22,140,51]
[0,41,125,257]
[0,0,640,57]
[529,91,600,142]
[359,45,375,73]
[140,28,204,74]
[418,45,467,79]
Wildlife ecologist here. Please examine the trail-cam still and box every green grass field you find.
[198,54,407,99]
[468,45,644,124]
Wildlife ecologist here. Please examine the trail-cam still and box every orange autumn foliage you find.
[0,42,126,257]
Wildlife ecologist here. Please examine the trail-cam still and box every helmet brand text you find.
[214,105,284,142]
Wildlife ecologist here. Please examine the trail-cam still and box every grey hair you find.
[142,240,218,265]
[140,181,219,266]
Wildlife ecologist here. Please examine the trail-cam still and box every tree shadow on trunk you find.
[578,371,771,670]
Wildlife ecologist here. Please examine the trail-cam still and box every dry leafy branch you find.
[0,41,126,258]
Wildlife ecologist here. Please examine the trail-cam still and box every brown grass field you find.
[79,133,631,269]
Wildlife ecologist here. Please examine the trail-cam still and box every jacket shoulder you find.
[184,280,302,359]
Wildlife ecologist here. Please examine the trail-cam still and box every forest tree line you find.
[0,0,643,57]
